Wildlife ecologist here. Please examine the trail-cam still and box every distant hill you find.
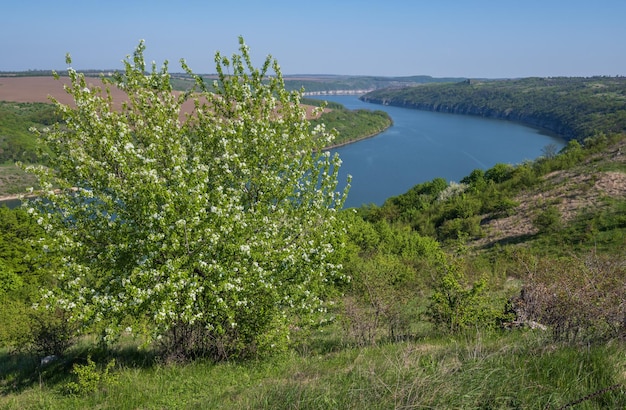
[281,74,466,94]
[0,70,465,95]
[361,77,626,141]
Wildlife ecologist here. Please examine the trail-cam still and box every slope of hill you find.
[2,74,626,408]
[472,136,626,252]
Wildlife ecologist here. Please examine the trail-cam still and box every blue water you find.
[0,198,21,209]
[318,95,565,208]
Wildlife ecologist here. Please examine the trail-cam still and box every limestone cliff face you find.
[361,97,575,140]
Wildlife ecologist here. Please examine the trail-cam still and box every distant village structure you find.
[303,89,375,96]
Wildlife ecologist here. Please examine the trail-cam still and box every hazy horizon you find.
[2,0,625,79]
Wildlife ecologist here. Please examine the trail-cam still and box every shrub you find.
[0,207,59,351]
[27,308,77,357]
[460,168,486,191]
[484,163,513,183]
[533,205,562,233]
[341,218,444,345]
[514,252,626,343]
[64,355,118,396]
[426,259,501,333]
[341,252,417,345]
[437,216,483,241]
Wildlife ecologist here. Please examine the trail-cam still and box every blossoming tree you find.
[25,38,349,359]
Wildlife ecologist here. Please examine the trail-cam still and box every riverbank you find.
[0,195,25,209]
[310,105,393,150]
[323,123,392,150]
[362,96,569,141]
[317,94,565,208]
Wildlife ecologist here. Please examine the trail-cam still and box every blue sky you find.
[2,0,625,78]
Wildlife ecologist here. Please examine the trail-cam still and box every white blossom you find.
[24,37,349,354]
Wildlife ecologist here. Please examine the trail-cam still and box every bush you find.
[24,38,348,360]
[484,163,513,183]
[341,252,417,345]
[341,217,444,345]
[437,216,483,241]
[0,207,60,351]
[27,308,77,357]
[64,355,118,396]
[514,252,626,343]
[426,259,501,333]
[533,205,562,233]
[482,195,518,217]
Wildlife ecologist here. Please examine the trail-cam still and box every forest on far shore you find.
[361,76,626,141]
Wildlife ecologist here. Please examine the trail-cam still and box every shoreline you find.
[322,123,392,150]
[0,193,22,201]
[0,195,25,209]
[0,192,37,208]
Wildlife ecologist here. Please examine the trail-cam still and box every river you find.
[318,95,565,208]
[1,96,565,210]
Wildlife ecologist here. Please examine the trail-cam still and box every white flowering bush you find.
[25,38,349,359]
[436,181,468,202]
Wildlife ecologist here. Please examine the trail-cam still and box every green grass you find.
[2,330,624,409]
[310,107,392,147]
[2,141,625,408]
[527,197,626,255]
[0,101,58,165]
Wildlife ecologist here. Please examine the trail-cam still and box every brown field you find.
[0,76,325,118]
[0,76,191,114]
[0,76,116,105]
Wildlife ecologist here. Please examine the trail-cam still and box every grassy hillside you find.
[3,131,626,408]
[0,101,59,165]
[2,74,626,408]
[282,74,467,93]
[304,98,392,147]
[0,165,38,197]
[369,134,626,255]
[2,332,624,409]
[0,102,58,196]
